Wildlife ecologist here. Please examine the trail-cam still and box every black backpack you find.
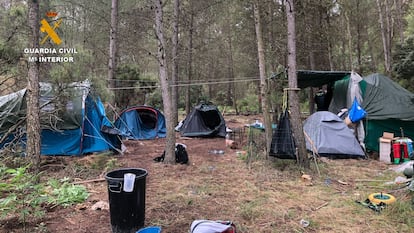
[175,143,189,164]
[154,143,189,164]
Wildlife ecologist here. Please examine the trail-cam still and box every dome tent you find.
[177,102,226,138]
[114,105,166,140]
[0,81,121,155]
[303,111,366,158]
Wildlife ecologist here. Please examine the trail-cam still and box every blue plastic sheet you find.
[349,97,367,123]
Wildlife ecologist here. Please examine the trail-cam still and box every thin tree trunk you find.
[285,0,309,168]
[267,1,277,72]
[27,0,41,178]
[344,11,354,70]
[108,0,118,90]
[376,0,391,74]
[395,0,404,43]
[385,0,393,74]
[367,26,378,71]
[185,10,193,115]
[308,27,315,114]
[326,10,334,70]
[253,1,271,159]
[171,0,179,125]
[224,15,236,112]
[154,0,176,164]
[226,34,233,107]
[356,1,362,73]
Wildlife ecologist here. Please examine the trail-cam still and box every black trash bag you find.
[270,110,297,159]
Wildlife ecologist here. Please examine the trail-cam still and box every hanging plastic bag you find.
[348,97,366,123]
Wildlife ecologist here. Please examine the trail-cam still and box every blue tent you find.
[0,81,121,156]
[114,106,166,140]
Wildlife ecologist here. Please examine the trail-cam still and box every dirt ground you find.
[1,114,412,233]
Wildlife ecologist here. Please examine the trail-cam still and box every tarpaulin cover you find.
[362,74,414,121]
[328,73,414,151]
[297,70,351,88]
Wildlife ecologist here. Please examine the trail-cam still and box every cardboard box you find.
[379,132,394,163]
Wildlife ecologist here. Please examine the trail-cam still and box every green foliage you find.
[114,65,158,108]
[47,48,93,82]
[0,163,89,223]
[212,90,227,106]
[237,83,260,114]
[405,2,414,37]
[0,3,27,82]
[146,89,163,109]
[0,43,21,65]
[0,165,47,221]
[392,36,414,92]
[47,178,89,207]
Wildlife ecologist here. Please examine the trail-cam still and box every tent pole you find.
[303,130,321,177]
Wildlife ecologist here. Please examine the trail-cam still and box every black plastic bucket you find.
[105,168,148,233]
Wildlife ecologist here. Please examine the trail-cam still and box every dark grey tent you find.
[178,103,226,137]
[303,111,366,159]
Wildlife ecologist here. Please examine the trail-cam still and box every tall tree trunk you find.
[326,10,334,71]
[356,1,362,73]
[253,1,272,159]
[307,27,315,114]
[394,0,404,43]
[154,0,176,164]
[385,0,393,74]
[344,10,354,70]
[185,11,193,115]
[267,1,277,72]
[376,0,392,74]
[171,0,179,125]
[27,0,41,178]
[285,0,309,168]
[108,0,118,90]
[367,26,378,71]
[226,32,234,107]
[224,12,236,112]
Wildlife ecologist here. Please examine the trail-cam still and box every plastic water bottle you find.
[123,173,136,192]
[209,150,225,155]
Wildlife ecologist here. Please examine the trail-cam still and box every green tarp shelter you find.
[297,71,414,152]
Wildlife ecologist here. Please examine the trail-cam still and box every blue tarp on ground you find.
[114,106,166,140]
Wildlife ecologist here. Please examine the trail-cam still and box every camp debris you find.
[190,220,236,233]
[356,192,396,212]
